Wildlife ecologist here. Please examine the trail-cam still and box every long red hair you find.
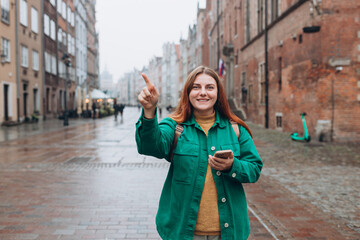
[169,66,253,137]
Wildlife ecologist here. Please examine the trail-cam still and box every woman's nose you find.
[200,87,206,95]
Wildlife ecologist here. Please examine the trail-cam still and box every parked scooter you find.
[291,112,311,142]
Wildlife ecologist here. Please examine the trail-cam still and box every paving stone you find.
[0,107,358,239]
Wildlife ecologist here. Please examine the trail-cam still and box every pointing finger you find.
[141,73,154,90]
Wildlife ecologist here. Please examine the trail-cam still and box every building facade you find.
[0,0,98,125]
[74,0,87,115]
[0,0,17,123]
[85,0,99,110]
[17,0,43,122]
[43,0,58,118]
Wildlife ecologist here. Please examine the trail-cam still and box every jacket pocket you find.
[172,142,199,184]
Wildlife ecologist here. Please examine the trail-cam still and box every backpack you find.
[169,120,240,161]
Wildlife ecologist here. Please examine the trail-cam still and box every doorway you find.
[4,84,9,121]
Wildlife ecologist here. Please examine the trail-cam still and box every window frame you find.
[21,45,29,68]
[20,0,28,27]
[1,0,10,24]
[1,37,11,62]
[32,50,39,71]
[44,14,50,36]
[31,7,38,34]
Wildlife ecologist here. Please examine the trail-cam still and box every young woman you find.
[136,66,263,240]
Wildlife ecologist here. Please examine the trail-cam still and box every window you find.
[71,11,74,26]
[58,59,63,76]
[245,0,250,43]
[51,55,57,74]
[45,52,51,72]
[276,113,283,128]
[44,14,49,36]
[67,6,71,22]
[1,0,10,23]
[57,0,61,13]
[20,0,28,26]
[72,38,75,55]
[50,20,56,40]
[1,38,10,62]
[50,0,55,7]
[67,34,71,53]
[259,62,265,104]
[271,0,279,21]
[21,45,28,67]
[257,0,265,33]
[62,1,66,19]
[32,50,39,71]
[62,31,66,46]
[58,28,63,43]
[31,7,38,33]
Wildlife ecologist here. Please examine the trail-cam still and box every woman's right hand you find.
[138,73,159,119]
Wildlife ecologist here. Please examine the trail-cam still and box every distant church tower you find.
[100,65,114,91]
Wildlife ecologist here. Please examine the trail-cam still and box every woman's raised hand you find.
[138,73,159,119]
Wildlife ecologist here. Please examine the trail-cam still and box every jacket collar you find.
[182,110,227,128]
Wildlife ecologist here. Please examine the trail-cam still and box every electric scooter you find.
[291,112,311,142]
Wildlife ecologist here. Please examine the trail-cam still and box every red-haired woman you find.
[136,66,262,240]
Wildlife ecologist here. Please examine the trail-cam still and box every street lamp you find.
[62,53,71,126]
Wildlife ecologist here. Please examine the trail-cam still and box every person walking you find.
[92,100,96,120]
[135,66,263,240]
[118,103,125,121]
[114,98,119,121]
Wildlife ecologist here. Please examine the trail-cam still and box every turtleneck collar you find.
[194,110,216,124]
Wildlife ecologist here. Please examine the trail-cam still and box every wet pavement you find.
[0,107,359,240]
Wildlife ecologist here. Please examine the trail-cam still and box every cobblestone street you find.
[0,107,358,240]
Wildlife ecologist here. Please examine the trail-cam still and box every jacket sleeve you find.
[135,110,176,161]
[223,125,263,183]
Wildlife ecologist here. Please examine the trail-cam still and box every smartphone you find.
[214,150,232,159]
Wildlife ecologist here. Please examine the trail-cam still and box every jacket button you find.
[216,171,221,176]
[224,223,229,228]
[221,197,226,203]
[232,173,237,178]
[211,146,215,151]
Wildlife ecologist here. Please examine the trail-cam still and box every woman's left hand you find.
[208,151,234,171]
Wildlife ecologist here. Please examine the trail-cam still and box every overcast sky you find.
[96,0,206,82]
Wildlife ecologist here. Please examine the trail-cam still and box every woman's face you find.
[189,73,218,116]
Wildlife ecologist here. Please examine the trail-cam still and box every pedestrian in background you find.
[135,66,263,240]
[118,103,125,121]
[92,100,96,120]
[113,98,119,121]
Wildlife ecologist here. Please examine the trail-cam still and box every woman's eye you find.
[207,86,214,90]
[193,85,199,89]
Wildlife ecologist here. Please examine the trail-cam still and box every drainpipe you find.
[264,0,269,128]
[15,0,20,122]
[41,0,46,120]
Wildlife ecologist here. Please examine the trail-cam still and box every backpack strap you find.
[169,124,184,161]
[230,120,240,139]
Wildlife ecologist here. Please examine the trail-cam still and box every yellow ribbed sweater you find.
[194,111,221,236]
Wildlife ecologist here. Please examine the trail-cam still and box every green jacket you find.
[135,110,263,240]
